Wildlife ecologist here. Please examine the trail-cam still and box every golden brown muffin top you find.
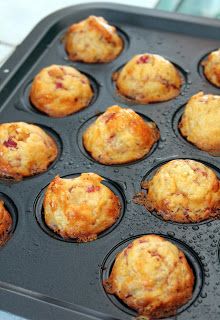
[179,91,220,155]
[0,122,58,179]
[202,48,220,87]
[137,159,220,223]
[43,173,121,242]
[114,53,182,103]
[65,16,123,63]
[30,65,93,117]
[104,234,194,318]
[83,105,159,164]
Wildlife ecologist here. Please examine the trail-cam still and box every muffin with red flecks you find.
[114,53,182,103]
[30,65,93,117]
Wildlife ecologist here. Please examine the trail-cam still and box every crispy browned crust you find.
[179,92,220,155]
[64,16,123,63]
[135,159,220,223]
[0,122,58,180]
[0,200,12,246]
[202,49,220,87]
[104,235,194,318]
[115,53,182,104]
[83,105,160,164]
[30,65,93,117]
[43,173,121,242]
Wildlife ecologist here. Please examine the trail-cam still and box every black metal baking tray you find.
[1,2,220,319]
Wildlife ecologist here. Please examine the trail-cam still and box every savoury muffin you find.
[136,159,220,223]
[0,200,12,246]
[43,173,121,242]
[0,122,58,179]
[64,16,123,63]
[30,65,93,117]
[202,48,220,87]
[114,53,182,103]
[104,234,194,318]
[83,105,159,164]
[179,92,220,155]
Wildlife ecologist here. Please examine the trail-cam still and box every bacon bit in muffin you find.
[124,243,133,255]
[137,55,150,64]
[107,134,116,142]
[139,238,148,244]
[55,82,63,89]
[103,112,116,123]
[192,166,208,177]
[86,185,100,193]
[3,138,17,149]
[150,250,162,259]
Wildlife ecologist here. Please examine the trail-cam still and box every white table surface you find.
[0,1,158,318]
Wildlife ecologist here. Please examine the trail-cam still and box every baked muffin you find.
[104,234,194,318]
[64,16,123,63]
[43,173,121,242]
[0,122,58,179]
[202,48,220,87]
[0,200,12,246]
[179,92,220,155]
[137,159,220,223]
[30,65,93,117]
[114,53,182,103]
[83,105,159,164]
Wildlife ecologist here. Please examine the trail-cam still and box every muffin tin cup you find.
[34,173,126,243]
[0,3,220,319]
[0,193,18,246]
[0,124,63,183]
[77,111,160,166]
[57,27,130,64]
[139,156,220,224]
[110,59,189,106]
[173,103,220,157]
[198,50,220,89]
[101,234,204,317]
[20,73,100,118]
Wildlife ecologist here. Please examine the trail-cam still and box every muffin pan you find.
[0,3,220,319]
